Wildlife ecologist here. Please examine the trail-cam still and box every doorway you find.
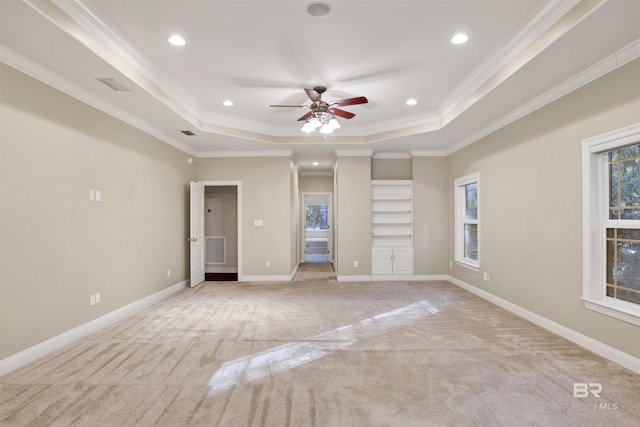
[190,181,242,287]
[301,193,332,263]
[204,185,238,281]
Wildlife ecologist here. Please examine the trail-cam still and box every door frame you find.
[300,192,333,263]
[198,180,243,280]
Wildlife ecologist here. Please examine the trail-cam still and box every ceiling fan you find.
[270,86,368,134]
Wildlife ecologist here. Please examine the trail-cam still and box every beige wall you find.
[195,156,293,276]
[204,186,238,269]
[335,156,371,276]
[413,156,448,275]
[299,175,333,193]
[371,158,412,180]
[0,64,193,359]
[447,58,640,359]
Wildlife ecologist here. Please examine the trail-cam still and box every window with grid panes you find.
[455,173,480,270]
[582,124,640,325]
[606,143,640,305]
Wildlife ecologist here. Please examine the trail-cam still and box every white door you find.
[190,181,205,287]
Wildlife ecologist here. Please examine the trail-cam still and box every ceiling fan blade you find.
[332,96,368,107]
[305,88,321,102]
[330,108,356,119]
[270,104,307,108]
[297,111,313,122]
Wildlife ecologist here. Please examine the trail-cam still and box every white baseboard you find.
[336,275,373,282]
[446,275,640,375]
[371,274,449,281]
[240,264,299,282]
[0,279,188,377]
[337,274,449,282]
[205,266,238,273]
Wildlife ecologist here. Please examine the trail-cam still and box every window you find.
[582,123,640,325]
[306,204,328,230]
[455,173,480,271]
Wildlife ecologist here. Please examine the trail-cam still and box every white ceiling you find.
[1,0,639,171]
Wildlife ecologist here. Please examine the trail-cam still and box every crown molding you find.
[50,0,204,120]
[30,0,594,144]
[372,152,412,160]
[0,44,197,156]
[334,150,374,157]
[10,0,633,162]
[446,38,640,156]
[438,0,583,120]
[410,150,448,157]
[195,150,294,158]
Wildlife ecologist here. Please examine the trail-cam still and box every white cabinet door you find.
[372,248,393,275]
[392,248,413,275]
[372,247,413,275]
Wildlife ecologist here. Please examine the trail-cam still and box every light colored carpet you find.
[1,263,639,426]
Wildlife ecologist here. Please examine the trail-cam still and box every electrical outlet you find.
[449,261,453,269]
[483,272,490,281]
[90,294,96,306]
[266,260,271,267]
[95,293,101,304]
[353,260,358,268]
[166,269,171,278]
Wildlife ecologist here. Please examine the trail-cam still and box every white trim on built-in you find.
[581,123,640,326]
[0,279,188,377]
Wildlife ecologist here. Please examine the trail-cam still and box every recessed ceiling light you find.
[223,100,234,106]
[168,35,186,46]
[312,161,320,166]
[451,33,469,45]
[406,98,418,106]
[307,2,331,18]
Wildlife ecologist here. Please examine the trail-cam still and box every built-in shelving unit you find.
[371,180,413,275]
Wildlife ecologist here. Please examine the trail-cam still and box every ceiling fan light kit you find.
[271,86,367,135]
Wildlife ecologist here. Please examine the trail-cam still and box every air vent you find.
[206,236,226,264]
[96,77,130,91]
[181,130,196,136]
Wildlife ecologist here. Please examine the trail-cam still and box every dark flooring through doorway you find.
[205,272,237,281]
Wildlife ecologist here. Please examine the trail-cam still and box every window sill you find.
[455,259,480,272]
[581,297,640,326]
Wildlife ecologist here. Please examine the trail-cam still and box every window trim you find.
[455,172,480,272]
[582,123,640,326]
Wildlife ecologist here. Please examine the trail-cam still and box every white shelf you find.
[371,200,411,212]
[372,212,412,224]
[371,180,413,256]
